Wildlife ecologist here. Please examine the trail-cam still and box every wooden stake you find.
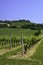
[21,34,24,56]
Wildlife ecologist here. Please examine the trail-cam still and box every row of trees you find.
[22,23,43,30]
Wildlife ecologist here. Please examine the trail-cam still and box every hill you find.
[0,20,43,65]
[0,20,43,29]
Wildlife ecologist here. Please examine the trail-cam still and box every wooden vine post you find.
[10,34,12,49]
[21,34,24,56]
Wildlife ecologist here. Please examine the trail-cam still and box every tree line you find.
[0,20,43,30]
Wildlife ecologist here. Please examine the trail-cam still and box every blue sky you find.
[0,0,43,23]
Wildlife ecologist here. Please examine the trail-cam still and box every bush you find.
[34,29,41,36]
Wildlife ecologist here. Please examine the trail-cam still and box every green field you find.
[0,40,43,65]
[0,28,43,65]
[0,28,37,38]
[31,39,43,64]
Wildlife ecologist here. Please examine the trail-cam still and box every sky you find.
[0,0,43,23]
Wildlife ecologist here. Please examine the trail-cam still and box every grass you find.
[0,39,43,65]
[0,28,43,65]
[0,59,42,65]
[2,47,22,57]
[31,39,43,63]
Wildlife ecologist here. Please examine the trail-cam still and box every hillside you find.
[0,20,43,29]
[0,20,43,65]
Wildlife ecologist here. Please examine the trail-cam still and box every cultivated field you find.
[0,28,43,65]
[0,28,37,38]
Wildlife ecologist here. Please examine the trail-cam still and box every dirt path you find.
[9,39,42,59]
[0,45,21,55]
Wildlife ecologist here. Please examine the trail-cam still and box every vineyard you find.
[0,28,43,65]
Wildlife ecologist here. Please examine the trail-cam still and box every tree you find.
[34,29,41,36]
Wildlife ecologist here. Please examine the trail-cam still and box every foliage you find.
[0,20,43,29]
[34,29,41,36]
